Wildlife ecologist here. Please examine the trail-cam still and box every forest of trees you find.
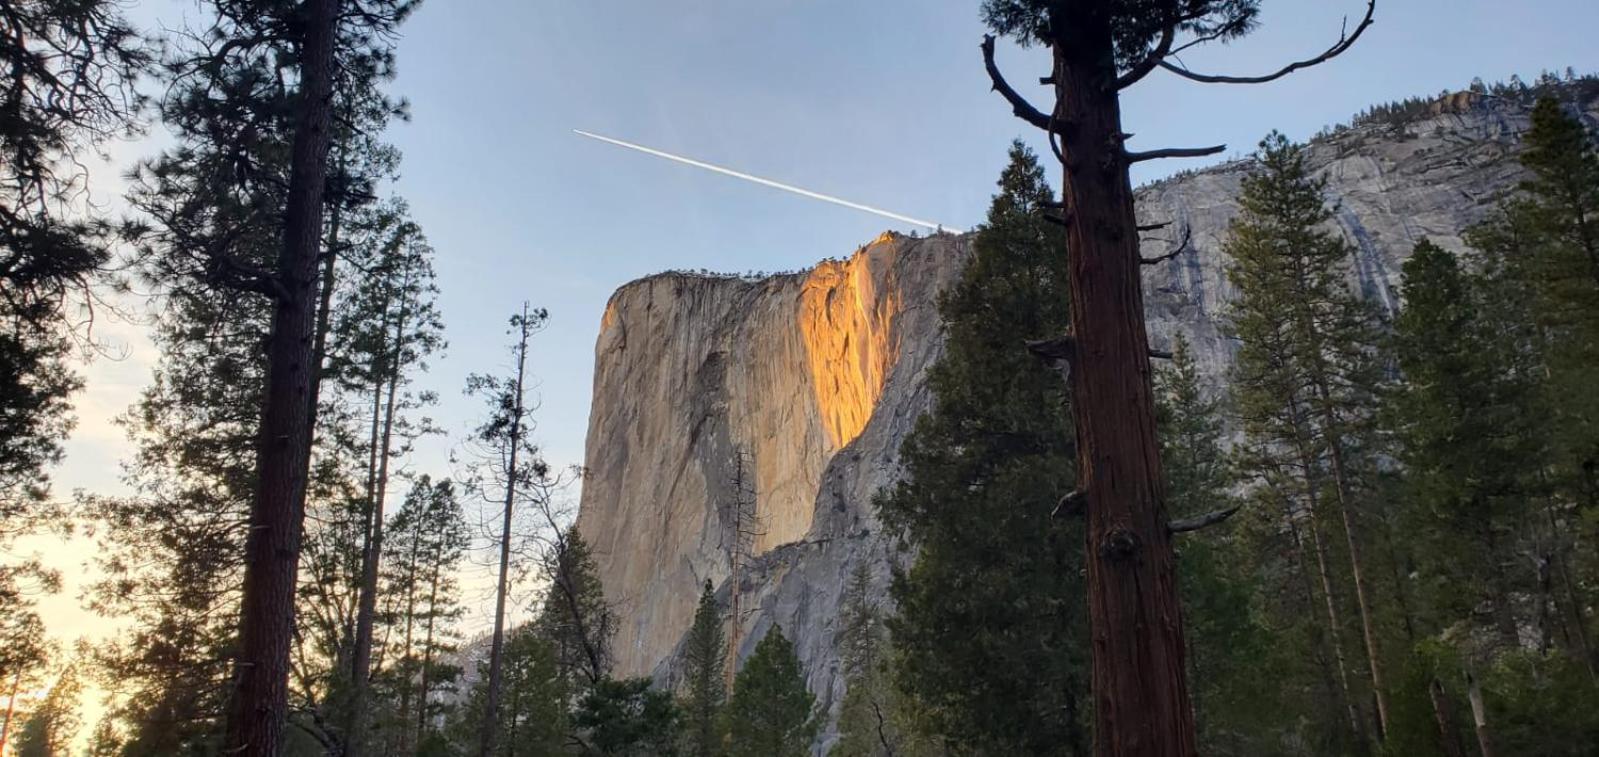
[0,0,1597,755]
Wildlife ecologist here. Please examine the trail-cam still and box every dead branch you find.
[1026,335,1076,362]
[1138,221,1173,233]
[1142,225,1192,265]
[1053,490,1086,520]
[1127,145,1226,163]
[1159,0,1377,85]
[1149,348,1174,361]
[981,35,1058,133]
[1169,506,1241,533]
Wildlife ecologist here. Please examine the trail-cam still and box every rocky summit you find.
[573,91,1599,745]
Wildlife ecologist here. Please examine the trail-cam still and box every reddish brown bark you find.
[223,0,340,752]
[1048,19,1196,755]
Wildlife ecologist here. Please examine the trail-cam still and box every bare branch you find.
[1169,506,1242,533]
[1115,17,1177,91]
[1142,225,1192,265]
[981,35,1057,133]
[1149,348,1174,361]
[1053,490,1086,520]
[1159,0,1377,85]
[1026,335,1076,362]
[1138,221,1172,233]
[1127,145,1226,163]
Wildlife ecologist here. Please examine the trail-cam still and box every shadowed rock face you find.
[575,94,1599,748]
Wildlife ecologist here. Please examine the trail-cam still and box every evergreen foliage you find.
[678,580,726,757]
[875,142,1088,755]
[724,627,817,757]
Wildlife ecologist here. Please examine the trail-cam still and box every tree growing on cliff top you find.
[979,3,1376,752]
[877,142,1088,755]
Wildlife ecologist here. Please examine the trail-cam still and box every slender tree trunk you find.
[1,668,20,755]
[1465,670,1495,757]
[1428,678,1466,757]
[1047,21,1193,753]
[1278,490,1350,734]
[416,555,442,750]
[1311,377,1391,737]
[478,306,531,757]
[1285,402,1366,749]
[349,275,415,756]
[395,522,421,755]
[225,0,340,752]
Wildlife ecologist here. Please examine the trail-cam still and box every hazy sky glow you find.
[19,0,1599,712]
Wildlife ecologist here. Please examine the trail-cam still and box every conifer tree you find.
[978,4,1377,749]
[679,580,726,757]
[1226,132,1394,744]
[0,0,147,513]
[12,661,82,757]
[724,628,817,757]
[378,475,470,753]
[1390,241,1536,648]
[456,624,567,757]
[876,142,1087,755]
[830,562,931,757]
[465,304,548,757]
[1154,336,1272,752]
[573,677,683,756]
[535,528,616,690]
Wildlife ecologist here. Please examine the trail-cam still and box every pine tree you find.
[1512,100,1599,616]
[876,142,1088,755]
[679,580,726,757]
[830,562,933,757]
[535,528,616,690]
[980,4,1377,749]
[1226,132,1394,745]
[12,662,82,757]
[376,475,469,753]
[465,303,549,757]
[0,0,147,513]
[1154,336,1272,753]
[724,627,817,757]
[573,677,683,756]
[455,624,567,757]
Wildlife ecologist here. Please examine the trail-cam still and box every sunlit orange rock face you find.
[575,232,965,681]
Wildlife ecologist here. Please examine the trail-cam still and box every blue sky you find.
[34,0,1599,646]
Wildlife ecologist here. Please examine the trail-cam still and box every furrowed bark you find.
[1048,17,1195,754]
[224,0,340,753]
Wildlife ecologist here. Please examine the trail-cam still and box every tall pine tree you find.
[876,142,1087,755]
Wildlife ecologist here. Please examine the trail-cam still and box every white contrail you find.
[574,129,962,233]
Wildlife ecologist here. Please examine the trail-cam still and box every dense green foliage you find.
[678,581,726,757]
[875,142,1089,756]
[724,627,817,757]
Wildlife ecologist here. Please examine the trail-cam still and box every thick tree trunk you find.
[224,0,340,753]
[1048,24,1195,754]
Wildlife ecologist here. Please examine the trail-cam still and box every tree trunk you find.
[224,0,340,753]
[417,554,442,750]
[349,267,416,756]
[1465,670,1495,757]
[1048,21,1194,754]
[1428,678,1465,757]
[477,307,531,757]
[1309,371,1391,737]
[1,668,20,755]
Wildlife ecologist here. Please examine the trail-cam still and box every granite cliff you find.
[574,91,1599,745]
